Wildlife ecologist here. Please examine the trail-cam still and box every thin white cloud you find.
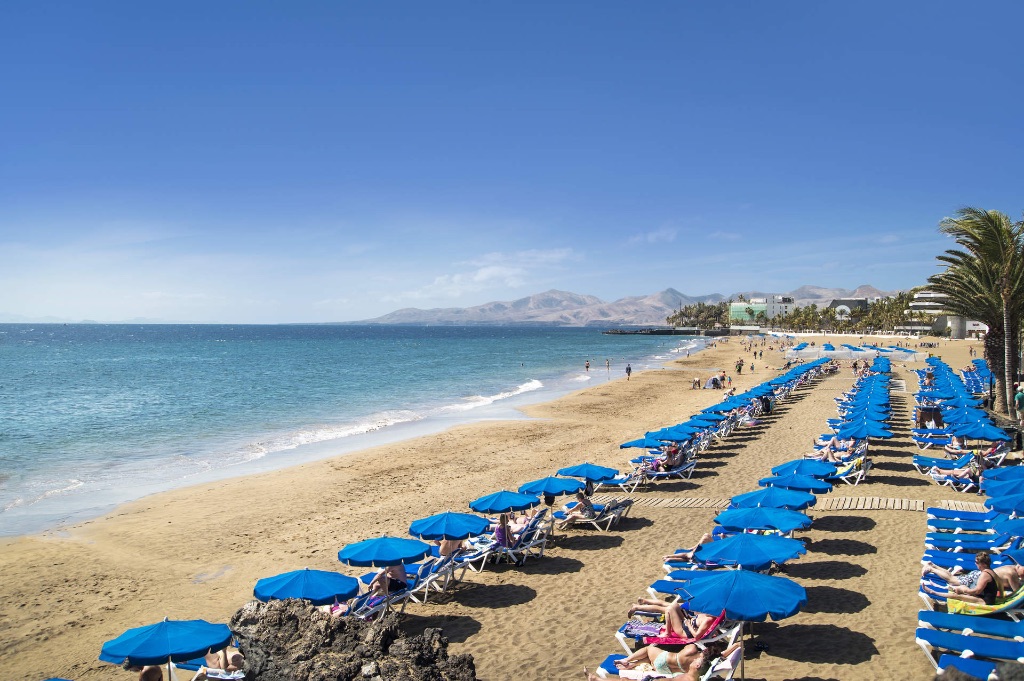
[628,228,677,245]
[707,231,742,242]
[390,248,578,302]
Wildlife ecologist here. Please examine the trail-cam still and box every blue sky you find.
[1,2,1022,323]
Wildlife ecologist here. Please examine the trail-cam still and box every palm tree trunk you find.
[985,329,1006,413]
[1004,294,1015,417]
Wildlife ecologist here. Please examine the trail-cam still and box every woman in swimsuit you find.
[922,551,1003,604]
[613,639,732,676]
[626,597,718,639]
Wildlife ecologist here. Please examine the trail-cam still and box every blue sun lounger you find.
[913,452,973,474]
[937,654,998,680]
[924,533,1019,552]
[915,627,1024,669]
[926,517,1003,533]
[923,549,1015,571]
[928,508,1004,523]
[918,610,1024,641]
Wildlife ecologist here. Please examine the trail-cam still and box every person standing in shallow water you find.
[585,360,590,372]
[625,364,632,380]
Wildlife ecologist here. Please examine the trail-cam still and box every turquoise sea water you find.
[0,324,704,536]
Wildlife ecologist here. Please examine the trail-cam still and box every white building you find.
[899,290,989,339]
[728,295,794,323]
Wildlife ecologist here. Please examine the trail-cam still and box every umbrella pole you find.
[740,622,746,681]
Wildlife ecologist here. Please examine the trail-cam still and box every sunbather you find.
[944,436,965,456]
[929,453,991,484]
[923,557,1024,594]
[626,597,719,639]
[611,639,734,677]
[494,513,515,547]
[922,551,1003,604]
[557,492,596,529]
[663,533,713,563]
[366,563,408,596]
[204,647,244,672]
[652,445,684,472]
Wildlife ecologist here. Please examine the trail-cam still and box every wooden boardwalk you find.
[592,494,987,514]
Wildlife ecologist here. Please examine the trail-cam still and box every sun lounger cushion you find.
[916,626,1024,663]
[919,609,1024,640]
[937,654,998,679]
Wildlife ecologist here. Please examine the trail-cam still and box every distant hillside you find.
[356,285,902,327]
[361,288,717,326]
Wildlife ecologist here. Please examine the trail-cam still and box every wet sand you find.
[0,334,988,680]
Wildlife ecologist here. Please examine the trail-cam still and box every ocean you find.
[0,324,705,537]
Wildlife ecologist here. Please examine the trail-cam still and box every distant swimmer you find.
[625,364,632,380]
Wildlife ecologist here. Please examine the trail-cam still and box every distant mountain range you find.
[358,285,900,327]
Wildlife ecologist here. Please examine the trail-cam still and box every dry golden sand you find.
[0,335,994,680]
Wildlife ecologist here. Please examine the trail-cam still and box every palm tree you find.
[930,208,1024,415]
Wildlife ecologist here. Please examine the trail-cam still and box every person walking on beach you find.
[625,364,632,380]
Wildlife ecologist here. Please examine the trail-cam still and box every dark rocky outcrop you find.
[229,599,476,681]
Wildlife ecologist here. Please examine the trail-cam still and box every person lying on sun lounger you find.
[627,597,719,639]
[652,444,684,472]
[662,533,713,563]
[611,639,736,678]
[366,563,408,596]
[204,647,244,673]
[944,436,966,456]
[557,492,596,529]
[928,453,992,484]
[922,551,1003,604]
[923,554,1024,594]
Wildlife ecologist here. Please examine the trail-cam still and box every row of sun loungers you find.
[593,361,841,679]
[912,358,1024,677]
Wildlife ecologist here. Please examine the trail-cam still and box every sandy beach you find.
[0,334,993,680]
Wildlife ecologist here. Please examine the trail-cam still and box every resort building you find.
[728,295,794,324]
[827,298,871,320]
[895,290,988,339]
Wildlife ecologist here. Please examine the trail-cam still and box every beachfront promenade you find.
[0,336,984,679]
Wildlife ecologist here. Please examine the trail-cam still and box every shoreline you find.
[0,333,984,679]
[1,329,707,540]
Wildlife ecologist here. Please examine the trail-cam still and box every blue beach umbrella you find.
[620,437,670,449]
[985,494,1024,516]
[770,459,838,479]
[701,399,748,413]
[688,413,728,424]
[835,420,893,440]
[694,533,806,570]
[254,568,360,606]
[645,426,698,442]
[731,487,817,511]
[556,462,619,482]
[758,473,833,494]
[667,566,808,620]
[409,511,491,540]
[337,535,431,567]
[948,422,1010,441]
[468,489,541,514]
[100,618,232,671]
[982,478,1024,499]
[658,568,807,679]
[942,407,989,424]
[992,518,1024,536]
[714,507,812,534]
[518,476,586,497]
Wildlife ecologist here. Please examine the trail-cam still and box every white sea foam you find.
[235,410,426,461]
[439,379,544,413]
